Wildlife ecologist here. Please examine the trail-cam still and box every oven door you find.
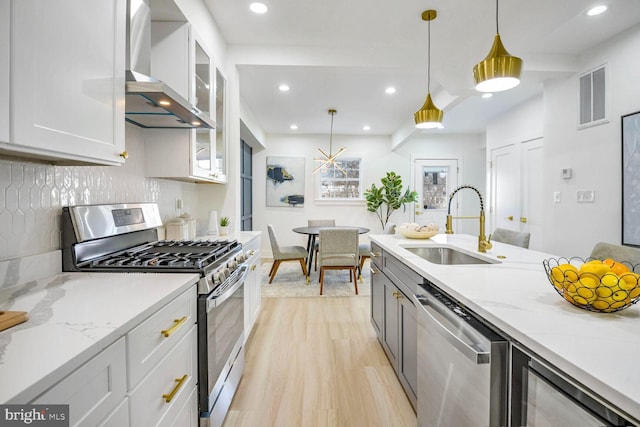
[198,265,247,424]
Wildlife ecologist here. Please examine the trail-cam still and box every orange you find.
[602,258,616,268]
[611,263,631,276]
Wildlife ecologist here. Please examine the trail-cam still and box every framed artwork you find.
[622,110,640,247]
[266,156,305,207]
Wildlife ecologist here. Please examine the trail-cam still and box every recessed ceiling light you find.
[159,100,171,106]
[249,2,268,14]
[290,124,298,130]
[278,84,290,92]
[385,87,396,94]
[482,93,493,99]
[363,125,371,131]
[191,121,201,126]
[587,5,608,16]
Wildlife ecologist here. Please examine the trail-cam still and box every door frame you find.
[410,154,462,225]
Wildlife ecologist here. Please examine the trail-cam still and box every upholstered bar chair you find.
[308,219,336,271]
[267,224,308,283]
[318,228,359,295]
[491,228,531,249]
[358,223,396,278]
[590,242,640,268]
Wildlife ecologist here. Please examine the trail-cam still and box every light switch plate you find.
[577,190,595,203]
[561,168,572,179]
[554,192,561,203]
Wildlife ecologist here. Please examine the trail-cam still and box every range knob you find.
[228,260,238,270]
[213,271,225,284]
[236,253,246,263]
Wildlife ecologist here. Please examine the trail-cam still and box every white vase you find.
[219,226,229,236]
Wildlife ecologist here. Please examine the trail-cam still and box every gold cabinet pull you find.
[393,291,403,299]
[415,210,423,215]
[505,215,513,221]
[520,217,528,223]
[119,151,129,159]
[161,316,187,338]
[370,252,380,257]
[162,375,188,403]
[251,264,256,271]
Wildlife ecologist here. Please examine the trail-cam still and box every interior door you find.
[490,138,544,250]
[413,159,459,230]
[521,139,544,250]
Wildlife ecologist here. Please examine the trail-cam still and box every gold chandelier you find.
[313,109,346,174]
[414,10,443,129]
[473,0,523,92]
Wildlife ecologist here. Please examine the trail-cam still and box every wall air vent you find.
[578,64,607,128]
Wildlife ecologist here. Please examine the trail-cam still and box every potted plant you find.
[219,216,230,236]
[364,172,418,230]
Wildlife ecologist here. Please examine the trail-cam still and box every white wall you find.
[254,133,486,256]
[486,24,640,257]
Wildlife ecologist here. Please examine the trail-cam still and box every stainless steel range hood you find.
[125,0,215,129]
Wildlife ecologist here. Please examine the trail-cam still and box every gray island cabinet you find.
[370,241,419,410]
[370,233,640,426]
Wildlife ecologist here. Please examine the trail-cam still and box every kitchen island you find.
[371,232,640,424]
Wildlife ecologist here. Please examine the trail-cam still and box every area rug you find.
[261,260,371,297]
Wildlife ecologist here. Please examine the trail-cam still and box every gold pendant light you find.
[313,109,346,174]
[414,10,443,129]
[473,0,523,92]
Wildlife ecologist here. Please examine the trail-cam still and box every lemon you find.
[579,262,611,278]
[578,276,599,289]
[576,286,597,302]
[591,300,610,310]
[610,301,627,310]
[620,273,640,290]
[552,279,564,291]
[595,287,613,298]
[630,286,640,299]
[564,282,578,293]
[612,290,629,302]
[600,273,620,288]
[572,295,589,305]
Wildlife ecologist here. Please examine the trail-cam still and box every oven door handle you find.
[206,265,248,312]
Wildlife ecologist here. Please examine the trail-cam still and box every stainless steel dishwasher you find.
[414,282,508,427]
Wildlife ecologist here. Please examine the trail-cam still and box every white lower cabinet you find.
[30,285,198,427]
[129,326,197,427]
[243,236,261,339]
[31,338,127,427]
[98,399,130,427]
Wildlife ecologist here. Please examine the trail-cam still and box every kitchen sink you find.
[404,246,499,265]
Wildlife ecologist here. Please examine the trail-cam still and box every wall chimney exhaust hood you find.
[125,0,215,129]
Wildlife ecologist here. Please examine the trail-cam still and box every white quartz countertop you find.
[371,233,640,423]
[0,271,199,403]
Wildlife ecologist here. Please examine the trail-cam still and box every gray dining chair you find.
[308,219,336,271]
[491,228,530,249]
[318,228,359,295]
[267,224,308,283]
[358,222,396,278]
[590,242,640,268]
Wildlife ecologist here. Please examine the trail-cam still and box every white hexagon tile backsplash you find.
[0,157,197,262]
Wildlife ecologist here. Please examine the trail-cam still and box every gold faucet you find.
[445,185,493,253]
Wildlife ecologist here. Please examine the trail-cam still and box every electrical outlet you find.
[176,198,183,210]
[553,192,561,203]
[577,190,595,203]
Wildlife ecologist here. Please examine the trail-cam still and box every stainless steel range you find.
[61,203,247,427]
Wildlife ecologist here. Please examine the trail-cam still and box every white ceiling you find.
[203,0,640,137]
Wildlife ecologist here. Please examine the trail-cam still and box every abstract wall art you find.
[622,110,640,247]
[266,156,305,207]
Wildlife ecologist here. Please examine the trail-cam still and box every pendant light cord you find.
[427,17,431,92]
[495,0,499,34]
[329,111,334,155]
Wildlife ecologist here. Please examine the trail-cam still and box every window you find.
[316,157,362,200]
[578,64,607,128]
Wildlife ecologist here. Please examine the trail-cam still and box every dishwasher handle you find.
[415,294,490,365]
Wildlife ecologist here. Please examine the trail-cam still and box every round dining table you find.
[292,225,370,278]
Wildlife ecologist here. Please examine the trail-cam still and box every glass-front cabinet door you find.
[214,68,227,181]
[192,39,216,180]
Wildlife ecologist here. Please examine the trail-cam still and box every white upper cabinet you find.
[0,0,9,144]
[6,0,126,165]
[145,21,225,183]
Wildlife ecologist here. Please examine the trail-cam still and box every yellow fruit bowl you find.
[543,257,640,313]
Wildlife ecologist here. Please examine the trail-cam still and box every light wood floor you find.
[223,297,416,427]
